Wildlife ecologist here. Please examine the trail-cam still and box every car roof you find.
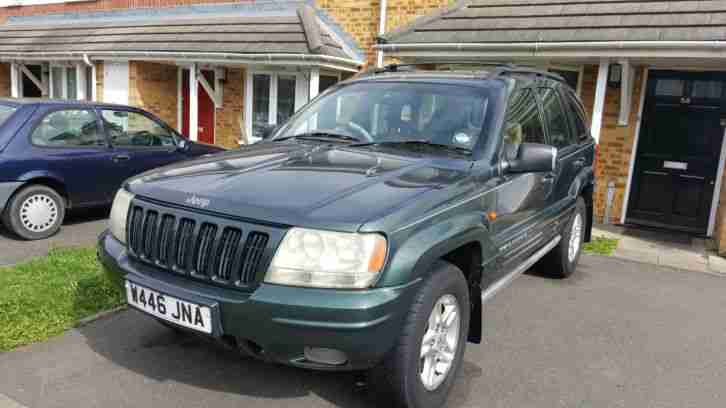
[0,97,137,110]
[348,65,567,91]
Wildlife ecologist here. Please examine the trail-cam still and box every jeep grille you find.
[126,199,278,289]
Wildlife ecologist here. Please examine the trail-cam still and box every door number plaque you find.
[663,161,688,170]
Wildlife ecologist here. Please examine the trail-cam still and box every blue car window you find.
[0,105,17,126]
[101,110,176,148]
[31,109,105,147]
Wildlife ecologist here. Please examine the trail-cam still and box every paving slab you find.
[3,256,726,408]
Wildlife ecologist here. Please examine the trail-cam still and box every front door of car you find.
[491,88,552,278]
[100,108,185,182]
[27,108,121,206]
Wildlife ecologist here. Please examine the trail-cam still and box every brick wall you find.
[316,0,453,65]
[579,65,645,225]
[94,61,104,102]
[0,63,9,97]
[215,68,245,149]
[128,61,178,129]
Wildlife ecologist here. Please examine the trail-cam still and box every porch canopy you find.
[378,0,726,66]
[377,0,726,141]
[0,4,362,72]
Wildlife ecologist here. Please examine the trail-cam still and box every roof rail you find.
[361,62,566,83]
[368,63,420,74]
[488,64,566,83]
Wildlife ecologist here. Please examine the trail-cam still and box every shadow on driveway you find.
[74,308,483,408]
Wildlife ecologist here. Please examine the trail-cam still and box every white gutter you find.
[376,0,387,68]
[376,41,726,52]
[0,51,363,72]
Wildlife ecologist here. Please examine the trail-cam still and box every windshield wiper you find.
[276,132,360,143]
[350,140,471,155]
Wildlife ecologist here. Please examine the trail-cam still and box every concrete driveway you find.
[2,255,726,408]
[0,208,108,267]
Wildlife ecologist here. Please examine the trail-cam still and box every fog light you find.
[304,347,348,366]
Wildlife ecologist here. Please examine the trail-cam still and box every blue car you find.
[0,99,224,240]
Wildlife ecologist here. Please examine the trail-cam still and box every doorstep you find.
[592,224,726,276]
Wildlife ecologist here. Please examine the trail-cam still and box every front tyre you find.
[540,196,587,278]
[371,260,470,408]
[2,185,65,240]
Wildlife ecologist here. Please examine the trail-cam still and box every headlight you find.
[109,188,134,244]
[265,228,387,289]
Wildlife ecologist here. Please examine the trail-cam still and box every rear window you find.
[0,105,17,127]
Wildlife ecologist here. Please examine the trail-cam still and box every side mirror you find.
[259,124,278,140]
[506,143,557,173]
[177,138,191,152]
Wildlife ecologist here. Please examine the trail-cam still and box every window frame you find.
[499,87,548,162]
[547,65,584,96]
[98,107,181,151]
[244,70,309,143]
[537,86,577,152]
[28,107,108,150]
[559,87,592,144]
[48,62,95,101]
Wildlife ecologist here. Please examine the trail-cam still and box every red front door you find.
[181,69,215,144]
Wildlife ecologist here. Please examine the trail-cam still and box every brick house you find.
[378,0,726,254]
[5,0,726,253]
[0,0,449,148]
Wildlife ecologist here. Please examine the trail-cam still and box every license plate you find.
[125,281,212,334]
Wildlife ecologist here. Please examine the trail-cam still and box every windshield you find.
[273,82,492,152]
[0,104,17,127]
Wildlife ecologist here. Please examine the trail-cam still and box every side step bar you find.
[481,235,561,304]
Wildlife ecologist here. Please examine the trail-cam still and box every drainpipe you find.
[376,0,387,68]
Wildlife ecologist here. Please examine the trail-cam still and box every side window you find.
[538,88,574,149]
[502,89,546,160]
[31,109,105,147]
[563,91,591,142]
[101,110,176,148]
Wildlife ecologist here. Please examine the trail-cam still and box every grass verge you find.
[583,236,619,256]
[0,247,124,352]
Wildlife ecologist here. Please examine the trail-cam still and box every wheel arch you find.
[15,173,69,208]
[568,165,594,243]
[383,214,497,344]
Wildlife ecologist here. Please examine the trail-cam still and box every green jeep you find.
[99,65,595,408]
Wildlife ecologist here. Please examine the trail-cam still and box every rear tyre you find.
[540,196,587,279]
[370,260,470,408]
[2,184,65,240]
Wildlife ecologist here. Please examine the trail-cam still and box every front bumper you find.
[98,230,419,371]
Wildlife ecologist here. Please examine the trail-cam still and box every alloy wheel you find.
[419,294,461,391]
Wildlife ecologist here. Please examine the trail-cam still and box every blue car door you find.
[99,108,185,181]
[26,108,123,206]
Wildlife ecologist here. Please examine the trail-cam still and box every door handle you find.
[573,158,586,168]
[112,154,130,162]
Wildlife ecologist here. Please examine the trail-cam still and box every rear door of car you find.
[99,107,185,182]
[26,107,122,206]
[537,86,586,216]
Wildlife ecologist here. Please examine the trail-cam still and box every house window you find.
[246,71,309,142]
[319,75,338,93]
[549,67,583,95]
[49,64,94,100]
